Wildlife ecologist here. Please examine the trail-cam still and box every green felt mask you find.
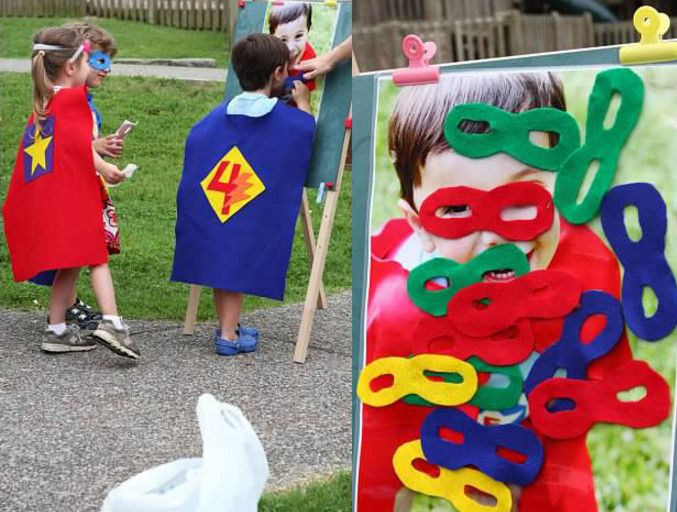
[444,103,581,171]
[554,68,644,224]
[407,244,530,317]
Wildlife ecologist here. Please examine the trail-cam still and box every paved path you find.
[0,58,226,81]
[0,292,350,512]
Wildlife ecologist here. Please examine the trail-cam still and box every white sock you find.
[48,323,67,336]
[103,315,125,330]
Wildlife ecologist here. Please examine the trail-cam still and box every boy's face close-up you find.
[86,49,112,88]
[404,134,560,272]
[273,15,309,66]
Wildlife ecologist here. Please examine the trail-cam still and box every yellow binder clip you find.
[324,0,337,6]
[620,6,677,65]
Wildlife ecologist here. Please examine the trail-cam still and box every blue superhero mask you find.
[88,50,112,72]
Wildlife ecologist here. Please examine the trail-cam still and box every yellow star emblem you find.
[24,131,53,175]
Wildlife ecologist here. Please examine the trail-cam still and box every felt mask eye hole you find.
[438,427,465,444]
[472,298,492,310]
[496,445,528,464]
[603,92,622,129]
[412,457,440,478]
[617,386,647,402]
[499,205,538,221]
[579,314,608,343]
[464,486,498,506]
[424,277,450,290]
[623,204,642,242]
[435,204,471,218]
[457,119,491,134]
[575,159,601,205]
[369,373,394,392]
[642,286,659,317]
[528,130,551,148]
[546,397,576,412]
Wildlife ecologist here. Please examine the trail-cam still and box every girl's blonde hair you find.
[30,26,85,134]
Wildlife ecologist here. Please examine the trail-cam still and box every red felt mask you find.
[418,182,554,241]
[447,270,582,337]
[412,315,534,366]
[528,359,671,440]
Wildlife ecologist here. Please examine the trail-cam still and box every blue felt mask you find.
[89,50,112,72]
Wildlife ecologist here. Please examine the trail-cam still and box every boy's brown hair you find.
[388,72,566,208]
[231,33,289,91]
[268,2,312,33]
[63,22,117,56]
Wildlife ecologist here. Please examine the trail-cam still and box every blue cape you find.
[172,100,315,300]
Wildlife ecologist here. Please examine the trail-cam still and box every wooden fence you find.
[354,9,677,71]
[85,0,237,32]
[1,0,238,34]
[354,0,517,27]
[0,0,86,16]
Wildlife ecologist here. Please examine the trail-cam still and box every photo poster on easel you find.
[352,43,677,511]
[225,0,352,188]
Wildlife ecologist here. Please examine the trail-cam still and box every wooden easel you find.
[292,53,357,363]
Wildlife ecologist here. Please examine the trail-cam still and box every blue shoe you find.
[215,330,258,356]
[238,323,259,340]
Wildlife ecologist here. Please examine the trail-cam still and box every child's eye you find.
[437,205,471,218]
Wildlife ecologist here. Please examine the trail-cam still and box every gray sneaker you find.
[92,319,140,359]
[41,325,97,353]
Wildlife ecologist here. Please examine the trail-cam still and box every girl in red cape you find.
[2,26,140,360]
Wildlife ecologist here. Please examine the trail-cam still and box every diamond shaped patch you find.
[200,146,265,223]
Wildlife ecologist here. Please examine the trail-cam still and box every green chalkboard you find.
[352,45,677,511]
[225,0,352,188]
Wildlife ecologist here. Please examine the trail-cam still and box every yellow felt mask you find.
[393,440,512,512]
[356,354,477,407]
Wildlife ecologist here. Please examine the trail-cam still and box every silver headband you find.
[32,41,89,63]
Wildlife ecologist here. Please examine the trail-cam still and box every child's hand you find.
[291,81,311,113]
[93,134,124,159]
[99,162,126,185]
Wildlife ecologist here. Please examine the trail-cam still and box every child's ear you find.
[64,60,76,77]
[398,198,436,253]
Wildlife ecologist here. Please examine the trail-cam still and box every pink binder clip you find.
[392,34,440,87]
[272,0,284,5]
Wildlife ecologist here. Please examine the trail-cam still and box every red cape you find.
[2,86,107,282]
[356,217,632,512]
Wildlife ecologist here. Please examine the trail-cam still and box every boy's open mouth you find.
[482,269,516,282]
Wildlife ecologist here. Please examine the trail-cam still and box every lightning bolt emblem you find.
[201,147,265,223]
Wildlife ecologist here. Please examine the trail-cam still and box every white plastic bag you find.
[100,458,202,512]
[101,394,269,512]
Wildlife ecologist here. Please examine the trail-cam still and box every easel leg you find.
[300,189,328,310]
[183,284,202,335]
[294,187,342,363]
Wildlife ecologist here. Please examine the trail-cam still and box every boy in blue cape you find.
[172,33,315,356]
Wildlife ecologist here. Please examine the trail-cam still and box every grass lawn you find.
[0,72,352,319]
[0,16,230,67]
[260,471,350,511]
